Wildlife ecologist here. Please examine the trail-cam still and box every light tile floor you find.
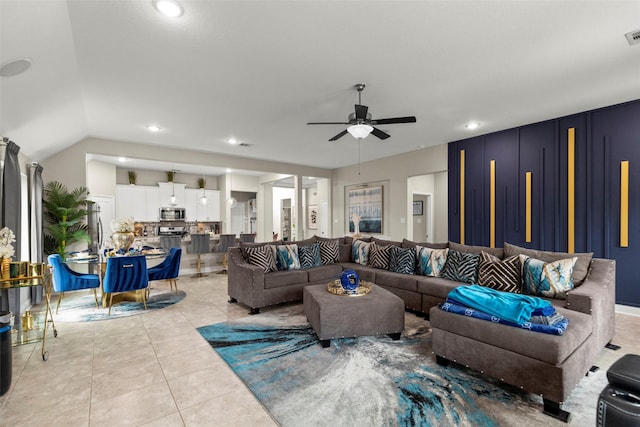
[0,273,277,426]
[0,273,638,426]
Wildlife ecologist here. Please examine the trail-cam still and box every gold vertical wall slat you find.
[490,160,496,248]
[620,161,629,247]
[568,128,575,253]
[526,172,532,242]
[460,149,465,245]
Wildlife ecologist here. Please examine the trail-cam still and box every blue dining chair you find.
[147,247,182,294]
[102,255,149,316]
[47,254,100,314]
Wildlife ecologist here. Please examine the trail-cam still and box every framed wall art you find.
[413,200,423,216]
[346,185,383,234]
[307,205,318,229]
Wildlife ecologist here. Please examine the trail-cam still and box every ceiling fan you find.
[307,83,417,141]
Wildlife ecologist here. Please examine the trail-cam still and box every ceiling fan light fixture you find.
[347,124,373,139]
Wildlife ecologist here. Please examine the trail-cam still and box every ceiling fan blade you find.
[307,122,350,125]
[373,116,417,125]
[328,129,349,141]
[371,127,391,140]
[354,104,368,120]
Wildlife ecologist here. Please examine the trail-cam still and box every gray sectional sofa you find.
[227,235,616,420]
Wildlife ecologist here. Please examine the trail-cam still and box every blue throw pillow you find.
[352,240,372,265]
[415,246,448,277]
[388,246,415,275]
[298,243,322,269]
[275,244,300,270]
[520,255,577,299]
[441,249,479,283]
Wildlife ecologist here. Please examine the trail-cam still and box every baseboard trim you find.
[615,304,640,317]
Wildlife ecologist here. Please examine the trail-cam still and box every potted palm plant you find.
[166,170,174,182]
[43,181,91,259]
[128,170,137,185]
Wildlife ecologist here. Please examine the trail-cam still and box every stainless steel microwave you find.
[159,207,185,221]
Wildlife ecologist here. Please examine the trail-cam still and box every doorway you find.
[412,193,432,242]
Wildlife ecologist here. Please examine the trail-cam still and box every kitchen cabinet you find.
[158,182,186,208]
[185,189,221,221]
[116,185,160,221]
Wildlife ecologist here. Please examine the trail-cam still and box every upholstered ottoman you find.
[303,283,405,348]
[597,354,640,427]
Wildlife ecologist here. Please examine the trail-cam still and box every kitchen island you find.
[136,235,223,276]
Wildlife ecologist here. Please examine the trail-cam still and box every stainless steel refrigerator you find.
[87,203,103,255]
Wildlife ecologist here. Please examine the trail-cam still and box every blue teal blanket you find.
[447,284,552,325]
[440,300,569,335]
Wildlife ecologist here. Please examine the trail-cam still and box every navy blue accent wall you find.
[448,99,640,307]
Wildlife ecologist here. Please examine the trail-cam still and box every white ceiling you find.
[2,1,640,171]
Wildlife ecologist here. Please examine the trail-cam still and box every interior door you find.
[230,203,245,237]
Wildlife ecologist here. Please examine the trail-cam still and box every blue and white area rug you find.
[53,288,186,322]
[198,305,608,427]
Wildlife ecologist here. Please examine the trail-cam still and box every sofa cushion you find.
[520,255,578,299]
[504,242,593,286]
[416,276,462,299]
[429,305,593,365]
[344,236,371,245]
[388,246,416,275]
[264,269,308,289]
[318,239,340,265]
[477,252,521,293]
[244,245,277,273]
[274,244,301,270]
[368,243,392,270]
[441,249,479,284]
[352,240,372,265]
[375,270,418,292]
[402,238,449,250]
[415,246,448,277]
[306,264,342,283]
[449,241,504,259]
[298,243,322,269]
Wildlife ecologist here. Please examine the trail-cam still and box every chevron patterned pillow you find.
[298,243,322,269]
[245,245,277,273]
[318,240,340,265]
[389,246,416,275]
[441,249,479,283]
[368,243,393,270]
[477,251,521,293]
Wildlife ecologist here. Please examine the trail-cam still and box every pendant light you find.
[168,169,177,206]
[199,175,208,206]
[227,171,237,208]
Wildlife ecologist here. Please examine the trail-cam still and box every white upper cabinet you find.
[198,190,221,221]
[158,182,186,208]
[116,185,147,221]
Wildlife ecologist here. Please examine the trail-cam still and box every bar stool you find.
[159,236,181,251]
[188,234,211,278]
[213,234,237,274]
[239,233,256,243]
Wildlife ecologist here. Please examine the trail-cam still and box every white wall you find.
[331,143,448,240]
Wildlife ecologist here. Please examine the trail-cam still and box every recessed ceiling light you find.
[0,58,32,77]
[228,138,238,145]
[147,125,161,132]
[152,0,183,17]
[118,157,127,163]
[465,122,480,130]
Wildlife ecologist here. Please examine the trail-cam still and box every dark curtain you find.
[28,162,44,303]
[0,141,22,324]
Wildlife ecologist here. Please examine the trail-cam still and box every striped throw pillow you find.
[245,245,277,273]
[298,243,322,269]
[389,246,416,275]
[368,243,392,270]
[441,249,479,283]
[477,251,521,293]
[318,240,340,265]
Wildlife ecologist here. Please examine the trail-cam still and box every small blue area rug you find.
[197,306,604,427]
[53,288,186,322]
